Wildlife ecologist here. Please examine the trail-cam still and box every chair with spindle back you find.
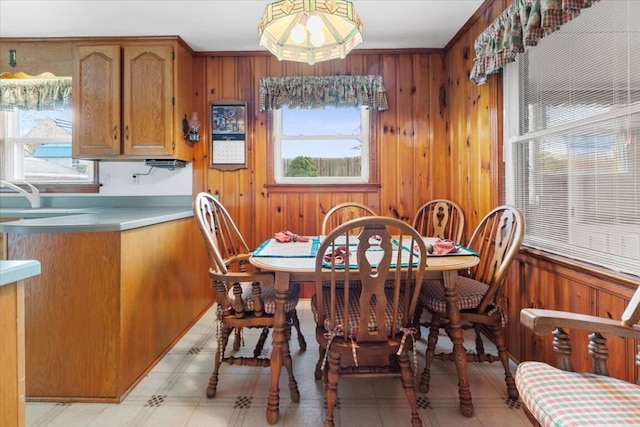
[193,192,305,400]
[312,216,427,427]
[412,199,465,243]
[418,205,524,401]
[515,286,640,426]
[321,202,377,235]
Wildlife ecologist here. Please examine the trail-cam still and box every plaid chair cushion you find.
[516,361,640,427]
[419,276,488,313]
[230,282,300,314]
[310,287,404,338]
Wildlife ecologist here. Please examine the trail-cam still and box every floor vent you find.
[416,396,431,409]
[234,396,252,408]
[505,397,521,409]
[145,394,166,407]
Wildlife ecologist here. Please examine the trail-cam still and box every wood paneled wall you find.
[192,51,461,248]
[442,0,638,384]
[191,3,511,249]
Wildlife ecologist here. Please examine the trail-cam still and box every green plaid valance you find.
[469,0,601,85]
[258,75,389,112]
[0,75,72,110]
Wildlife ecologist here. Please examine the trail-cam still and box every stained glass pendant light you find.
[258,0,363,65]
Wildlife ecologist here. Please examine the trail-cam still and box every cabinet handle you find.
[112,126,118,140]
[125,125,129,140]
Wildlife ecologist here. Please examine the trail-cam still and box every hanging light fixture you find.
[258,0,363,65]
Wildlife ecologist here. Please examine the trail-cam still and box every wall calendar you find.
[210,100,247,170]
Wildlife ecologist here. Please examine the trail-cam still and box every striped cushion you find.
[516,361,640,426]
[310,288,404,338]
[231,282,300,314]
[419,276,488,313]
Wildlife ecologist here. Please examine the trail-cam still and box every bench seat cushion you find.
[515,361,640,426]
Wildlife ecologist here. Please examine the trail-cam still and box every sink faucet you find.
[0,180,41,208]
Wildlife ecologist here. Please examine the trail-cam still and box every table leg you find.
[442,270,474,417]
[266,271,289,424]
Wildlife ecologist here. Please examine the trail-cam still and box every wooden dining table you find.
[249,236,480,423]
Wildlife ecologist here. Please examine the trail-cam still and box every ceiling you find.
[0,1,485,52]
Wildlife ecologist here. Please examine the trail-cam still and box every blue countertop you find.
[0,196,194,233]
[0,206,193,233]
[0,260,41,286]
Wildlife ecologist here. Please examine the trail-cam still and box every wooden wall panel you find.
[197,51,450,248]
[0,40,74,76]
[444,0,509,237]
[507,251,638,383]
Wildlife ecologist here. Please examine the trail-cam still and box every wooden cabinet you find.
[7,218,212,402]
[1,218,19,260]
[0,279,26,427]
[73,40,193,161]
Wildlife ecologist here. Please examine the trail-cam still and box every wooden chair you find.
[418,205,524,401]
[321,202,377,235]
[412,199,465,243]
[312,216,427,427]
[516,287,640,426]
[411,199,465,331]
[193,192,305,400]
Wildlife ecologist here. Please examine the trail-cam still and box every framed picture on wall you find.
[210,100,247,170]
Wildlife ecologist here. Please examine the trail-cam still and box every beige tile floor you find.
[26,300,533,427]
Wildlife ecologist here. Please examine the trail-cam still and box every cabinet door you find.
[122,45,174,157]
[73,45,121,158]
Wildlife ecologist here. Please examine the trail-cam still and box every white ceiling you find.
[0,1,484,52]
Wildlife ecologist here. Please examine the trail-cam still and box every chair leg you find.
[289,309,307,351]
[474,323,485,355]
[492,324,519,400]
[282,323,300,403]
[418,313,441,393]
[207,325,232,398]
[398,352,423,427]
[233,327,242,351]
[323,351,340,427]
[254,327,270,357]
[315,346,326,380]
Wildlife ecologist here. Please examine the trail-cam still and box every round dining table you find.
[249,237,480,423]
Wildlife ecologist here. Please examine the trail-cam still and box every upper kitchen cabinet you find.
[73,40,193,161]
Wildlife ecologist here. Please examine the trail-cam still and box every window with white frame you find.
[1,108,95,184]
[272,106,370,184]
[503,0,640,276]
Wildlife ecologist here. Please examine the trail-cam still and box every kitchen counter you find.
[1,195,212,403]
[0,260,41,285]
[0,195,194,233]
[0,207,193,233]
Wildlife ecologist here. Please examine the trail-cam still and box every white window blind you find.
[504,0,640,276]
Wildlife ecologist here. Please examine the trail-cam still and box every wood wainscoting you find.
[503,248,639,384]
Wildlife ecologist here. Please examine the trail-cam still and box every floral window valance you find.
[469,0,601,85]
[0,72,72,110]
[258,75,389,112]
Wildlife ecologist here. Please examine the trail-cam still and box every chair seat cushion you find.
[516,361,640,427]
[419,276,488,313]
[231,282,300,314]
[310,287,404,338]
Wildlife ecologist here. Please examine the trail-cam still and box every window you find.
[503,0,640,276]
[0,107,97,189]
[272,106,370,185]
